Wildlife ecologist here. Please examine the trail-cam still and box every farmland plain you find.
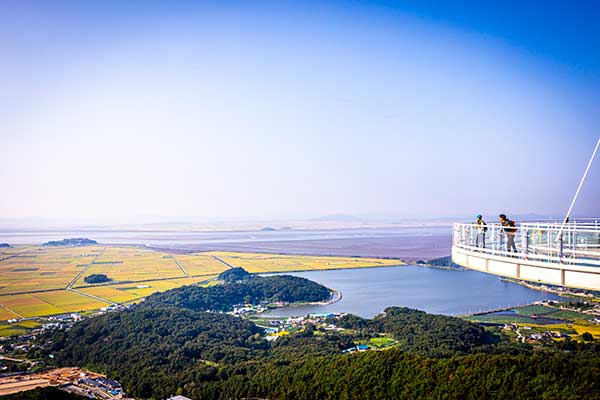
[0,245,403,321]
[212,251,402,273]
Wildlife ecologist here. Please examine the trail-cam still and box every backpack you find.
[507,220,517,233]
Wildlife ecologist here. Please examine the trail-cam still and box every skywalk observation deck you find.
[452,220,600,291]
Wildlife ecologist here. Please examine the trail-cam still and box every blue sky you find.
[1,1,599,221]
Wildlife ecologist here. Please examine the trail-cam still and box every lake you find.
[259,266,563,318]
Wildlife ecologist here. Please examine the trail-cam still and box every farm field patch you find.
[570,323,600,339]
[77,286,139,303]
[0,307,18,321]
[173,254,230,276]
[0,245,405,319]
[0,290,109,318]
[207,251,404,273]
[0,320,42,337]
[33,290,109,312]
[0,324,27,337]
[76,247,185,286]
[79,276,218,303]
[0,246,102,294]
[0,294,64,318]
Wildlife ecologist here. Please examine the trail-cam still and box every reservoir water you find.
[259,265,563,318]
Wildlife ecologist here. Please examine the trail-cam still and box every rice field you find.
[571,323,600,339]
[0,307,18,321]
[0,324,28,337]
[0,320,42,337]
[75,247,186,286]
[79,276,218,303]
[0,293,64,318]
[0,244,402,320]
[173,254,230,276]
[0,246,102,293]
[33,290,109,312]
[0,290,108,318]
[208,251,404,273]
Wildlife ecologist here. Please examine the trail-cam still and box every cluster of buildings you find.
[503,323,569,343]
[259,312,345,341]
[100,304,130,313]
[342,344,370,353]
[62,374,128,399]
[228,301,295,317]
[229,304,267,316]
[1,304,136,359]
[0,367,131,399]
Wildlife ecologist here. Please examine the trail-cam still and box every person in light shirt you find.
[475,214,487,248]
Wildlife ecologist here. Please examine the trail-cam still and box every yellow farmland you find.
[33,290,109,312]
[0,307,18,321]
[174,254,230,276]
[79,276,218,303]
[208,251,404,273]
[0,246,102,294]
[0,244,403,320]
[571,323,600,339]
[0,290,108,318]
[0,293,64,318]
[76,247,186,286]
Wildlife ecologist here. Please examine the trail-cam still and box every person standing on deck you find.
[475,215,487,248]
[499,214,517,253]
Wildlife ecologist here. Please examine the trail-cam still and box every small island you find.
[83,274,111,284]
[43,238,98,246]
[0,243,11,248]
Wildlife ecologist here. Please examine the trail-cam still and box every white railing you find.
[453,220,600,268]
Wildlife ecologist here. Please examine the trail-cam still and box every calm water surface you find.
[259,266,562,318]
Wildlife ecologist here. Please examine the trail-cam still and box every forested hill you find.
[142,274,332,312]
[218,267,252,282]
[30,305,499,399]
[332,307,491,356]
[27,273,600,399]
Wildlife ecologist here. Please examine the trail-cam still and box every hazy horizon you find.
[0,211,593,231]
[2,1,599,221]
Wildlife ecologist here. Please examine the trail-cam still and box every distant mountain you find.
[260,226,277,231]
[309,214,362,222]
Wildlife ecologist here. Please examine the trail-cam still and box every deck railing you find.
[453,220,600,268]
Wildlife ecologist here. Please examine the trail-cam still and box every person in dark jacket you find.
[499,214,517,253]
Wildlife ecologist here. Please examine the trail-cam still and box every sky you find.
[1,0,599,223]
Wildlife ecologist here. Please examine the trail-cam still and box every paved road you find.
[67,287,115,306]
[66,248,105,289]
[0,304,22,319]
[171,256,190,277]
[212,255,236,269]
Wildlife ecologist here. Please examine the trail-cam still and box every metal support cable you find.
[557,137,600,240]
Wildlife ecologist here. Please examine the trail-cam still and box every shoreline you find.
[500,277,599,300]
[255,287,343,318]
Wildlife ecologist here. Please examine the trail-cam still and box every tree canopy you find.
[83,273,111,284]
[27,273,600,399]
